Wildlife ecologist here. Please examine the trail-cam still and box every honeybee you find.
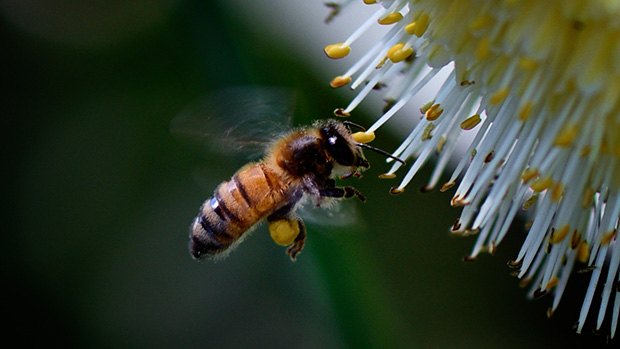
[172,87,402,261]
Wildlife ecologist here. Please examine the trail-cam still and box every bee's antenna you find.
[357,143,406,165]
[343,120,366,131]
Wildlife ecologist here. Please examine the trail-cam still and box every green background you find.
[3,1,611,347]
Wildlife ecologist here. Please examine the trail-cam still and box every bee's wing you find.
[297,199,366,231]
[170,86,295,159]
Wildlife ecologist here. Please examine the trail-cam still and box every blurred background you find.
[2,0,612,347]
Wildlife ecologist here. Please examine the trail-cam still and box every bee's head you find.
[318,119,405,172]
[318,120,369,169]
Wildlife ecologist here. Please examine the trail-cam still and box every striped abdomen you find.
[189,163,289,259]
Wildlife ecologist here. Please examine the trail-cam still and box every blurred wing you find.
[171,86,295,159]
[298,199,366,231]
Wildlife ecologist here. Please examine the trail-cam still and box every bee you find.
[173,87,403,261]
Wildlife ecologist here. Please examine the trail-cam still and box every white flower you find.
[325,0,619,338]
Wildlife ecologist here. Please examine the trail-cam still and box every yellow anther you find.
[405,13,430,36]
[375,56,388,69]
[460,114,481,130]
[378,173,397,179]
[522,193,538,210]
[363,0,377,4]
[545,276,559,290]
[601,230,616,245]
[475,37,491,60]
[579,145,591,157]
[440,181,455,192]
[521,168,539,183]
[518,102,533,121]
[324,43,351,59]
[419,100,435,114]
[425,103,444,121]
[553,124,579,147]
[330,75,352,88]
[524,220,534,230]
[389,187,405,194]
[378,12,403,25]
[268,219,300,246]
[531,176,553,192]
[601,140,609,154]
[581,187,594,208]
[334,108,350,117]
[519,57,538,70]
[421,123,435,140]
[404,22,416,35]
[570,230,582,249]
[387,43,414,63]
[489,87,509,105]
[551,182,564,202]
[518,276,531,288]
[437,136,446,152]
[352,131,375,144]
[577,241,590,263]
[469,14,493,31]
[550,224,570,244]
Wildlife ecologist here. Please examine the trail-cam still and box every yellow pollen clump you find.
[531,176,554,192]
[352,131,376,144]
[550,224,570,244]
[553,124,579,147]
[269,219,300,246]
[362,0,377,4]
[460,114,482,130]
[378,12,404,25]
[324,43,351,59]
[489,87,510,105]
[425,103,444,121]
[330,75,352,88]
[387,43,414,63]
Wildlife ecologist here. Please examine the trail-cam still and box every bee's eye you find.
[323,127,355,165]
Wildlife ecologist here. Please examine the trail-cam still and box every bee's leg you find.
[319,186,366,202]
[267,215,307,261]
[267,189,306,261]
[286,219,306,261]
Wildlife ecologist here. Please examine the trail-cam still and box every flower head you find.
[325,0,619,338]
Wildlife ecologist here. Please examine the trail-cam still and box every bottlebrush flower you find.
[324,0,619,338]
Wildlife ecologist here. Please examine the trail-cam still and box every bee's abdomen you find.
[189,164,286,259]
